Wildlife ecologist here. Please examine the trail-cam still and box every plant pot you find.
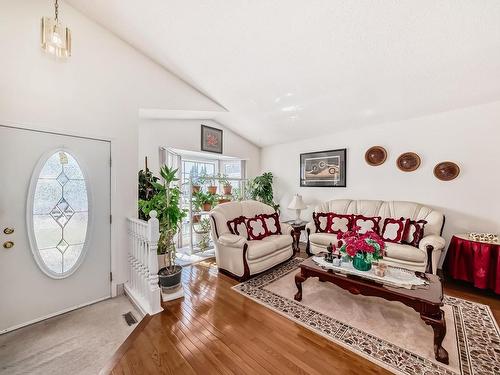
[192,185,201,194]
[192,214,201,223]
[207,186,218,195]
[158,265,183,289]
[223,185,232,195]
[202,203,212,212]
[218,198,231,204]
[352,254,372,272]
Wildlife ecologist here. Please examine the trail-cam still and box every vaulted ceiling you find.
[67,0,500,146]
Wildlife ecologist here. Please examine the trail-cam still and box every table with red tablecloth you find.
[444,234,500,294]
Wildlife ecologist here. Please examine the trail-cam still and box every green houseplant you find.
[194,190,217,212]
[218,173,233,195]
[138,165,187,289]
[194,217,212,252]
[206,176,218,195]
[248,172,279,211]
[138,167,159,220]
[190,169,202,194]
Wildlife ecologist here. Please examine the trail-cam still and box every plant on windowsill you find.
[337,227,386,272]
[138,165,187,289]
[247,172,279,211]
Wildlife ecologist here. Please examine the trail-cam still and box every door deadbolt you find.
[3,241,14,249]
[3,228,14,235]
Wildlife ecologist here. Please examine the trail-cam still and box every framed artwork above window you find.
[201,125,223,154]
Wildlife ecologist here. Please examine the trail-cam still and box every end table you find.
[444,234,500,294]
[284,220,308,253]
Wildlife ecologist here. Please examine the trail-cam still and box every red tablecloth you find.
[444,235,500,294]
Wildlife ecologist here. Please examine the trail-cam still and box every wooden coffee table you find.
[294,257,449,364]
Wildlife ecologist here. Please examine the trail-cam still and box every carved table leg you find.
[294,270,308,301]
[292,229,300,253]
[421,309,449,365]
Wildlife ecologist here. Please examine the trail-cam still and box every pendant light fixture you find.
[41,0,71,58]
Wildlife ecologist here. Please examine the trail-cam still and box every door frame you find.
[0,123,115,298]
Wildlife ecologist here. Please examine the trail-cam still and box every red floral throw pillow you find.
[246,216,269,240]
[313,212,330,233]
[259,213,282,235]
[353,215,381,234]
[402,219,427,247]
[380,217,406,243]
[327,213,353,234]
[227,216,248,238]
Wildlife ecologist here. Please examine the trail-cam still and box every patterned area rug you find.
[232,258,500,375]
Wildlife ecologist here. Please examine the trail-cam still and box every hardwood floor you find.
[105,248,500,375]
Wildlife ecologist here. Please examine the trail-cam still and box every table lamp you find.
[288,194,307,224]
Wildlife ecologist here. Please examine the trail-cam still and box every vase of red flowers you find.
[337,227,385,272]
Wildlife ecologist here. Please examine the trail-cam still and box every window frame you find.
[26,147,93,279]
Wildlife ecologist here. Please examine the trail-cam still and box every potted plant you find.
[218,194,231,204]
[190,170,202,194]
[248,172,280,211]
[203,174,218,195]
[337,227,385,271]
[138,164,159,221]
[195,218,212,252]
[192,191,203,223]
[138,165,187,290]
[218,173,233,195]
[197,191,217,211]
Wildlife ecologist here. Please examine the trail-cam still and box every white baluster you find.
[124,211,163,316]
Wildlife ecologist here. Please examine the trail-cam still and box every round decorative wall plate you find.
[365,146,387,166]
[434,161,460,181]
[396,152,421,172]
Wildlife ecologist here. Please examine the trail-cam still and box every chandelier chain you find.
[55,0,59,22]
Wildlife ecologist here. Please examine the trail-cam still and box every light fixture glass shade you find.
[288,194,307,210]
[41,17,71,58]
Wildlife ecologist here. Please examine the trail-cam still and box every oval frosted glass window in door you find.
[30,150,90,278]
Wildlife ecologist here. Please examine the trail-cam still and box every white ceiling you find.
[67,0,500,147]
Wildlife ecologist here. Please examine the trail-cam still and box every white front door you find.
[0,126,111,334]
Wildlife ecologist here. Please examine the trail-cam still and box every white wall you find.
[139,119,261,177]
[0,0,222,293]
[262,101,500,265]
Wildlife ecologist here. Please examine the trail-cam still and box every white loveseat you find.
[210,200,294,281]
[306,199,446,274]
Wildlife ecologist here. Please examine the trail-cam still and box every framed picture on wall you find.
[201,125,223,154]
[300,148,347,187]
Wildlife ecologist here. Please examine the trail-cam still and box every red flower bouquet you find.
[338,226,385,271]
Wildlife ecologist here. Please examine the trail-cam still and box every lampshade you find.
[41,0,71,58]
[288,194,307,210]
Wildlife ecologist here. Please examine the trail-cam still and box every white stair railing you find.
[125,211,163,316]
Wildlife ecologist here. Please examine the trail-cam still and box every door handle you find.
[3,241,14,249]
[3,228,14,235]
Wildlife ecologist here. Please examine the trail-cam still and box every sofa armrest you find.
[305,221,316,234]
[419,235,446,274]
[218,233,247,248]
[419,235,446,252]
[280,222,293,236]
